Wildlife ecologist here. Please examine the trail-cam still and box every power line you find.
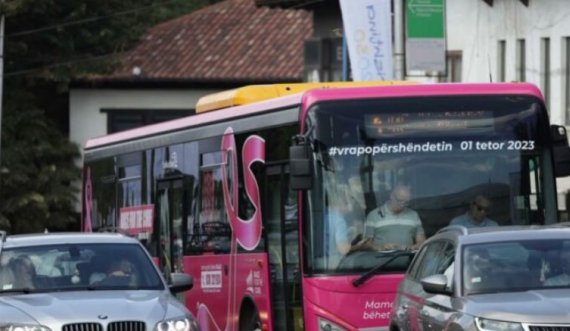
[7,0,182,38]
[0,1,218,77]
[2,53,115,78]
[1,0,208,77]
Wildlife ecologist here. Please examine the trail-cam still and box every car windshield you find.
[0,243,164,293]
[462,239,570,295]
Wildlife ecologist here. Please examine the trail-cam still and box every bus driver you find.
[364,184,426,251]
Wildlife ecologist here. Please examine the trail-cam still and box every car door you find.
[395,241,447,331]
[417,241,456,331]
[394,245,427,331]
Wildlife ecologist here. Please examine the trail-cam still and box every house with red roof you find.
[69,0,312,158]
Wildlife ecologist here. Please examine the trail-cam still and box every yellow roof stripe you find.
[196,80,415,113]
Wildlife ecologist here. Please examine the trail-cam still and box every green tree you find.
[0,0,218,233]
[1,90,80,233]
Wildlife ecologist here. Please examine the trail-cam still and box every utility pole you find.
[394,0,405,80]
[342,33,349,81]
[0,15,4,171]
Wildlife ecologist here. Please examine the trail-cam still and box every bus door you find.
[265,163,303,331]
[156,178,186,278]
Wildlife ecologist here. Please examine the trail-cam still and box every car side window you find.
[439,242,456,290]
[407,245,429,279]
[415,241,452,281]
[437,242,455,273]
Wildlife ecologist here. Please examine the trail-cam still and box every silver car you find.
[390,225,570,331]
[0,231,199,331]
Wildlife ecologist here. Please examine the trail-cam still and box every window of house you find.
[562,37,570,125]
[498,40,506,82]
[516,39,526,82]
[103,109,194,134]
[438,50,462,82]
[541,38,551,111]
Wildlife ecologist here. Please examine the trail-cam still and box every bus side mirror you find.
[551,125,570,177]
[290,135,312,190]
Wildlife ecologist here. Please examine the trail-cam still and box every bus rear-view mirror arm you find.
[290,134,313,190]
[551,125,570,177]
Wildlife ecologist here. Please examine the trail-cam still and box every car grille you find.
[63,323,103,331]
[529,326,570,331]
[63,322,145,331]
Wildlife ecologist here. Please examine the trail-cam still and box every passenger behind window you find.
[364,184,426,251]
[88,255,110,285]
[0,260,15,289]
[544,250,570,286]
[450,195,498,228]
[9,255,51,289]
[464,248,499,292]
[93,258,136,287]
[346,176,367,235]
[325,179,375,268]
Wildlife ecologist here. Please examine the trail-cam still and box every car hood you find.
[0,290,179,325]
[465,288,570,323]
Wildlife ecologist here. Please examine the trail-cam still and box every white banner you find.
[339,0,394,81]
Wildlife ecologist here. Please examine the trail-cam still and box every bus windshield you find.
[304,95,555,275]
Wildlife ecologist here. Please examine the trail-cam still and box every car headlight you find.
[318,317,348,331]
[0,325,51,331]
[156,317,198,331]
[475,317,524,331]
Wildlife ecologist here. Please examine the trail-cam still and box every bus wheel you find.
[239,301,261,331]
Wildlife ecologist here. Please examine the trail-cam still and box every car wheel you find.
[239,301,261,331]
[389,324,400,331]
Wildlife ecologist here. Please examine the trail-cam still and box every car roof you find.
[1,232,138,249]
[432,224,570,246]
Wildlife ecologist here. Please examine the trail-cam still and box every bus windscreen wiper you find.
[352,251,415,288]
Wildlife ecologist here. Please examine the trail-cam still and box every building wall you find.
[445,0,570,209]
[69,88,219,161]
[447,0,570,123]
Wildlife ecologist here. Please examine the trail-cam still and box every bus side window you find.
[201,221,231,253]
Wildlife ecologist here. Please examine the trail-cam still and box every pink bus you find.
[82,82,570,331]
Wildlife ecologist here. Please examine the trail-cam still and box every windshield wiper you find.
[352,251,415,288]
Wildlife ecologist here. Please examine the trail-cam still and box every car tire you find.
[239,300,261,331]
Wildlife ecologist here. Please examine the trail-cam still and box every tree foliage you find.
[0,90,81,233]
[0,0,219,233]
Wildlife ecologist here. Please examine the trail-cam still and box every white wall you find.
[446,0,570,125]
[444,0,570,202]
[69,88,219,162]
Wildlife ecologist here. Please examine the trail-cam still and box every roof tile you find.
[109,0,312,83]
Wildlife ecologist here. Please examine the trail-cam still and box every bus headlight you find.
[156,317,198,331]
[475,317,523,331]
[318,317,347,331]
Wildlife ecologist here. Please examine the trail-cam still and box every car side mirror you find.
[169,272,193,294]
[420,274,450,295]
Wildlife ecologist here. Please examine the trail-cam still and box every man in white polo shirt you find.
[364,184,426,251]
